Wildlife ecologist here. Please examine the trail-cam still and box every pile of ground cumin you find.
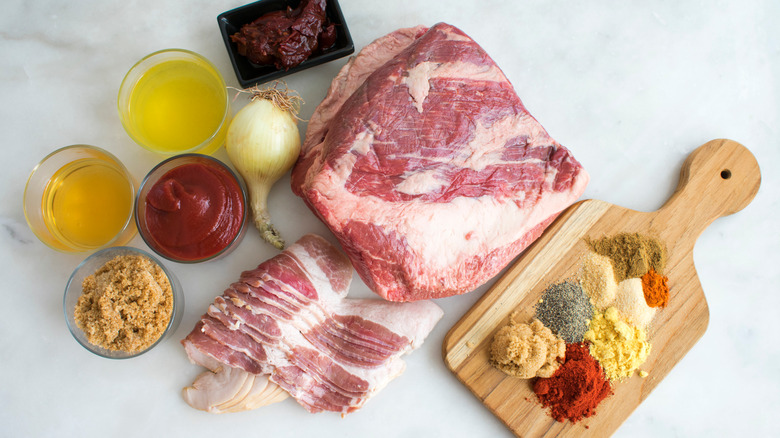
[588,232,667,282]
[74,254,173,353]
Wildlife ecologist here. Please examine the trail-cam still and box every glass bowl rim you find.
[117,48,231,156]
[63,245,181,359]
[134,153,248,263]
[23,144,136,253]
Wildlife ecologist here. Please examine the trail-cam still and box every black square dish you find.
[217,0,354,88]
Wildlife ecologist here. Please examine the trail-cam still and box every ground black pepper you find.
[535,280,594,344]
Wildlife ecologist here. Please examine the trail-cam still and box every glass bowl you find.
[23,145,137,253]
[63,246,184,359]
[135,154,248,263]
[118,49,231,156]
[217,0,354,88]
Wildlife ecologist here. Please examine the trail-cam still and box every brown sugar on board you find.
[490,314,565,379]
[74,254,173,353]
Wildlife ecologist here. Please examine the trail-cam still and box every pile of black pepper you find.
[535,280,593,344]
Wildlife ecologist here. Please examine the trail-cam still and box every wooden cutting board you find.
[442,139,761,437]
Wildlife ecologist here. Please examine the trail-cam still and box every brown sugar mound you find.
[490,315,565,379]
[74,254,173,353]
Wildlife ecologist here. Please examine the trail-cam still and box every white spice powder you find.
[613,277,656,329]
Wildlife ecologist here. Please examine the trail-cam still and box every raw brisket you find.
[291,23,589,302]
[182,234,443,414]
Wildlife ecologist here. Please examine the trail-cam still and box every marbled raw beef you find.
[291,23,589,302]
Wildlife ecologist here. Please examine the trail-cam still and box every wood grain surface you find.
[442,139,761,437]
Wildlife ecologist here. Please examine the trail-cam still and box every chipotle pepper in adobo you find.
[230,0,337,70]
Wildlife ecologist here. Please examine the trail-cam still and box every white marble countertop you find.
[2,1,778,436]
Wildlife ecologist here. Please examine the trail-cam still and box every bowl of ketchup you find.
[136,154,247,263]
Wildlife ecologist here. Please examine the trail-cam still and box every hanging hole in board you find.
[720,169,732,180]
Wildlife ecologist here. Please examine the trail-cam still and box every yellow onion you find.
[226,85,302,249]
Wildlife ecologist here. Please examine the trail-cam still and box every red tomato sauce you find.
[144,162,244,261]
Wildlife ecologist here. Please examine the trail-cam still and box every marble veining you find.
[1,217,35,245]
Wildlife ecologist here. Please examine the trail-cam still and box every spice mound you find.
[579,251,618,309]
[74,254,173,353]
[533,343,612,423]
[588,232,667,282]
[491,316,565,379]
[584,307,651,381]
[614,278,656,329]
[535,280,594,344]
[642,268,669,308]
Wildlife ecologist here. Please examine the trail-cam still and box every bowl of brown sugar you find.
[63,246,184,359]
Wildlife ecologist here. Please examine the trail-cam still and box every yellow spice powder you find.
[584,307,651,381]
[74,254,173,353]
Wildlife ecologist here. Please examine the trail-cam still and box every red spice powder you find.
[533,343,612,423]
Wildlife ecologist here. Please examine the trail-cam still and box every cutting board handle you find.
[656,139,760,239]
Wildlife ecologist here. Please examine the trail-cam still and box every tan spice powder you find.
[588,232,667,282]
[491,314,566,379]
[578,251,618,310]
[74,254,173,353]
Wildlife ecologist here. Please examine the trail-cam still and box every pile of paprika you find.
[533,343,612,423]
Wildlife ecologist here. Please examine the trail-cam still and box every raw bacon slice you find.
[182,234,443,414]
[291,23,589,302]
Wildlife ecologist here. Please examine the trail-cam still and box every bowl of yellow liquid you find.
[118,49,231,155]
[23,145,137,253]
